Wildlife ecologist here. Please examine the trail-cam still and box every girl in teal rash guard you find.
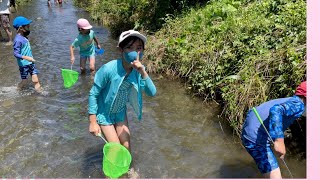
[88,30,156,153]
[241,81,306,178]
[70,18,101,75]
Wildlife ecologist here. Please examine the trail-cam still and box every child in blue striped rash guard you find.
[12,16,41,92]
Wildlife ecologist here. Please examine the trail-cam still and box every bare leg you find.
[80,57,87,74]
[115,118,131,151]
[100,125,121,143]
[115,118,138,179]
[32,74,41,92]
[263,167,282,179]
[99,118,131,151]
[4,27,12,45]
[17,79,28,90]
[0,31,4,41]
[89,56,96,74]
[0,16,5,41]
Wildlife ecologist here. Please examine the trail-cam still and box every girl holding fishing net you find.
[88,30,156,177]
[70,18,101,76]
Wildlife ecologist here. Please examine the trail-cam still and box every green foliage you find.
[145,0,306,135]
[15,0,33,5]
[73,0,210,36]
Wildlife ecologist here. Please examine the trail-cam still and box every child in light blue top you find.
[70,18,101,75]
[12,16,41,92]
[88,30,156,154]
[72,30,96,56]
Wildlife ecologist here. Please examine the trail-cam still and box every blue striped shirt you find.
[13,34,33,67]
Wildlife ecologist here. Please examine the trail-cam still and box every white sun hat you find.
[118,30,147,46]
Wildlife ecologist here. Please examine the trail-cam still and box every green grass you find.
[144,0,306,135]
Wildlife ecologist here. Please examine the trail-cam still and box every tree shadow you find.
[218,158,262,178]
[80,143,105,178]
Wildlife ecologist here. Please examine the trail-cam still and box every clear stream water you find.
[0,0,306,178]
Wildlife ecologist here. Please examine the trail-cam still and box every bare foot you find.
[34,83,42,93]
[17,86,23,91]
[35,88,43,93]
[17,80,28,91]
[127,168,140,179]
[4,41,13,46]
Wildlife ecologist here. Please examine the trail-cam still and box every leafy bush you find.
[145,0,306,135]
[73,0,210,36]
[15,0,33,5]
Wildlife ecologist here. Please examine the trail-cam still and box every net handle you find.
[98,133,108,144]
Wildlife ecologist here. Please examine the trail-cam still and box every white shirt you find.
[0,0,10,15]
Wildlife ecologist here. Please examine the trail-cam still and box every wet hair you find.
[118,36,145,50]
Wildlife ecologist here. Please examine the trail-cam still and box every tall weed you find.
[145,0,306,135]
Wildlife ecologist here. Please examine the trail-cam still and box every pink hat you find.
[77,18,92,29]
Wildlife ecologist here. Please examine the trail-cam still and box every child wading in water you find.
[47,0,62,6]
[88,30,156,176]
[70,18,101,75]
[241,81,306,178]
[12,16,41,92]
[0,0,14,45]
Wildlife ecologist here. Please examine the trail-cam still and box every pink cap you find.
[295,81,306,97]
[77,18,92,29]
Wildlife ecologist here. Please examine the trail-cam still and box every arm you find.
[137,68,157,96]
[89,114,100,136]
[70,45,75,65]
[140,75,156,96]
[268,99,305,158]
[93,36,101,49]
[131,52,157,96]
[70,38,79,65]
[13,41,35,62]
[88,65,109,135]
[268,105,285,140]
[22,56,36,62]
[268,105,286,158]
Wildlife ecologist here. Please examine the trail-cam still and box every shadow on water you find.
[80,143,105,178]
[218,159,262,178]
